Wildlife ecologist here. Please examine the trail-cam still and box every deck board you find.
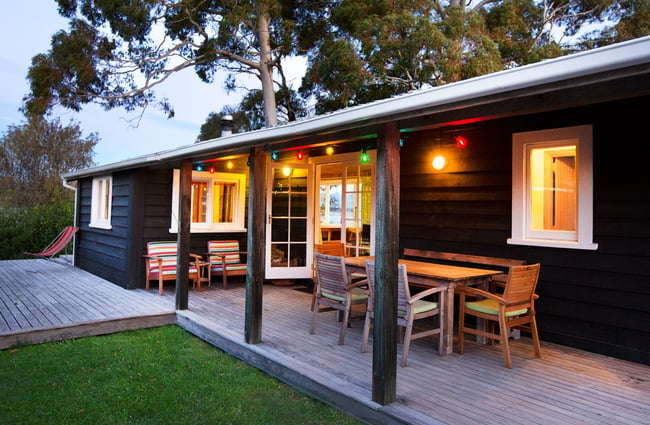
[1,261,649,425]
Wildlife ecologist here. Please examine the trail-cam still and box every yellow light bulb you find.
[432,155,446,170]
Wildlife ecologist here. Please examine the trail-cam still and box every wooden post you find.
[245,147,267,344]
[175,159,191,310]
[373,122,400,405]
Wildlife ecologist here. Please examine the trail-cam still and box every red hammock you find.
[24,226,78,259]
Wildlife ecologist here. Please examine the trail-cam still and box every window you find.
[509,125,598,250]
[170,170,246,233]
[90,175,112,229]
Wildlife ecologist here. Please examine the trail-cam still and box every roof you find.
[63,35,650,181]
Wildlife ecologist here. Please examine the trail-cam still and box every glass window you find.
[90,175,112,229]
[509,125,598,250]
[171,170,247,233]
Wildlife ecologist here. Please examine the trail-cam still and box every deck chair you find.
[457,263,541,368]
[23,226,78,260]
[144,241,201,296]
[361,260,445,367]
[310,242,367,311]
[206,240,248,289]
[310,253,368,345]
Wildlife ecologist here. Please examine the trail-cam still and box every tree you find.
[0,116,97,209]
[301,0,650,113]
[197,106,253,141]
[24,0,326,128]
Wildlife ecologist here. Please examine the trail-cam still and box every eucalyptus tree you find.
[301,0,650,113]
[24,0,325,127]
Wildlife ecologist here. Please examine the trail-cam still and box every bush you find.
[0,200,74,259]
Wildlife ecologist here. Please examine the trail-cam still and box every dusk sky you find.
[0,2,305,166]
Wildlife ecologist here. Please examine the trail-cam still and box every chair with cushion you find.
[361,261,445,367]
[144,241,201,296]
[457,263,541,368]
[310,253,368,345]
[207,240,248,289]
[311,242,367,311]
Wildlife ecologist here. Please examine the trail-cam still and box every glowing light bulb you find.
[296,150,304,160]
[227,160,233,169]
[455,136,468,148]
[271,151,279,161]
[326,146,334,155]
[360,149,369,163]
[432,155,446,170]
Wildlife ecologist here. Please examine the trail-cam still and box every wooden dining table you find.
[344,256,501,355]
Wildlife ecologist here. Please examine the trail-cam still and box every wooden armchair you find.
[457,263,541,368]
[144,241,201,296]
[207,240,248,289]
[311,242,367,311]
[310,253,368,345]
[361,261,445,366]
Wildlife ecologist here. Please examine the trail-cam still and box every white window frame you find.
[89,175,112,229]
[509,125,598,250]
[170,169,247,233]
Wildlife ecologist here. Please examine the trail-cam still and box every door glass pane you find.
[291,218,307,242]
[191,181,208,223]
[272,192,289,217]
[292,193,308,217]
[290,244,307,267]
[271,218,289,242]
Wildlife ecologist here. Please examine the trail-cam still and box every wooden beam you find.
[175,159,191,310]
[372,122,401,405]
[245,148,267,344]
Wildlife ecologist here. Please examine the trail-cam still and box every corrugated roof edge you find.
[63,35,650,181]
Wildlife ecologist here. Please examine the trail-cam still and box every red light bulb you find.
[455,136,468,148]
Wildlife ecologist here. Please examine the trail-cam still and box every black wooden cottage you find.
[63,36,650,404]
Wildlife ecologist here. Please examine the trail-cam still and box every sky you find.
[0,2,305,166]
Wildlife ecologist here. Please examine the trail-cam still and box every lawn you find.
[0,326,360,425]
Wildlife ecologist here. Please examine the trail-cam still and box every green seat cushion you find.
[322,287,368,302]
[399,299,438,316]
[466,299,528,316]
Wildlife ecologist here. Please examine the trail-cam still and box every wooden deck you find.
[1,260,649,424]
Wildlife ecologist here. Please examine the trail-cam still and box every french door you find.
[265,163,313,279]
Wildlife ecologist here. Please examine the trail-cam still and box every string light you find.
[195,164,203,171]
[326,146,334,155]
[209,166,215,174]
[432,155,446,170]
[271,151,279,161]
[455,135,468,148]
[360,148,369,163]
[296,150,304,160]
[227,160,233,169]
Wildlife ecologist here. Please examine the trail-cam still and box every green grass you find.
[0,326,360,425]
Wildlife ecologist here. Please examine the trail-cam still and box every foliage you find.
[0,116,96,209]
[0,200,74,260]
[24,0,327,128]
[197,106,253,141]
[301,0,650,113]
[0,326,360,425]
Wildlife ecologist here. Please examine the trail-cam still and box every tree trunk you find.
[257,11,278,127]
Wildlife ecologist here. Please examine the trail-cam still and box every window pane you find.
[191,181,208,223]
[530,146,576,232]
[213,182,235,223]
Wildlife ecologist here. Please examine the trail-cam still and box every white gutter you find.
[63,35,650,181]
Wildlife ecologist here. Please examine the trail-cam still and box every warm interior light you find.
[432,155,446,170]
[282,167,292,177]
[326,146,334,155]
[455,136,468,148]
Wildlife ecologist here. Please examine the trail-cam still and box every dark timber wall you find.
[399,95,650,365]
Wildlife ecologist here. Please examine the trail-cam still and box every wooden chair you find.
[24,226,78,260]
[311,242,367,311]
[457,263,542,368]
[310,253,368,345]
[361,261,445,367]
[143,241,201,296]
[207,240,248,289]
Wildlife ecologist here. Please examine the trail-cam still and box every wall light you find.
[432,155,446,170]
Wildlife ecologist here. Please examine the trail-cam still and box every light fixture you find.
[432,155,446,170]
[271,151,279,161]
[227,160,233,170]
[195,164,204,171]
[455,135,468,148]
[296,150,304,160]
[360,148,369,163]
[209,166,215,174]
[326,146,334,155]
[282,167,292,177]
